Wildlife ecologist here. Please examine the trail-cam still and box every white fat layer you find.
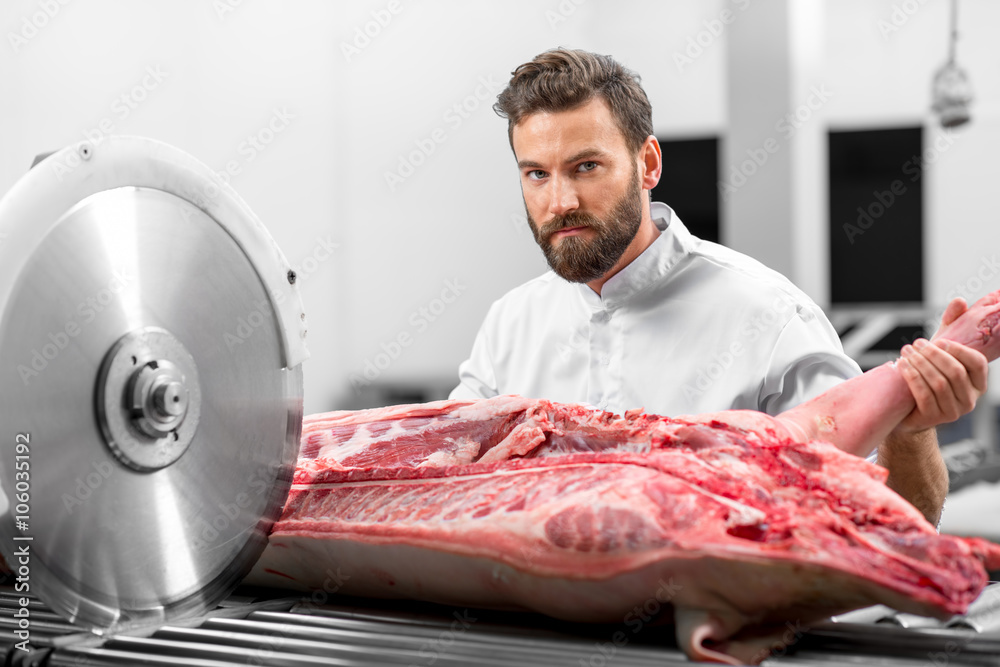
[317,420,437,462]
[289,460,604,491]
[671,477,767,527]
[450,395,536,422]
[419,438,481,467]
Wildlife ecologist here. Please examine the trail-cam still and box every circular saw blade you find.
[0,137,308,631]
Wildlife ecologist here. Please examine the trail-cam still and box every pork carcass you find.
[247,291,1000,664]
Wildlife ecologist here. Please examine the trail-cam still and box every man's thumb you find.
[936,297,968,332]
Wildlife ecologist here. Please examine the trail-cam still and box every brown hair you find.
[494,48,653,154]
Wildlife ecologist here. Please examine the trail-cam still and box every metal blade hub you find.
[96,327,201,472]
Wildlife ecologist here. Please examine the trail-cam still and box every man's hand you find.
[895,298,989,434]
[880,298,989,525]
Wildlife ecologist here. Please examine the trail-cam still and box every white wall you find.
[822,0,1000,309]
[0,0,727,413]
[2,0,997,414]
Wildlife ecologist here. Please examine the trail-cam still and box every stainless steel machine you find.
[0,136,307,633]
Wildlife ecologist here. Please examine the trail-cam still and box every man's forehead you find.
[511,97,629,162]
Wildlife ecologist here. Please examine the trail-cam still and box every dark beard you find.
[526,171,643,284]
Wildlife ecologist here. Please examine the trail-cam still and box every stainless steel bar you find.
[0,591,50,609]
[0,604,71,623]
[156,624,555,667]
[47,645,331,667]
[258,608,593,641]
[36,594,303,650]
[247,609,679,663]
[89,635,365,667]
[0,615,84,636]
[830,605,898,625]
[762,653,937,666]
[172,619,682,667]
[947,583,1000,632]
[291,602,618,640]
[875,612,944,629]
[797,621,1000,659]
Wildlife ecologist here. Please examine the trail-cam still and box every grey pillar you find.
[723,0,827,304]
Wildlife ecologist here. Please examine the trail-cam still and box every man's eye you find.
[578,161,598,172]
[527,170,547,180]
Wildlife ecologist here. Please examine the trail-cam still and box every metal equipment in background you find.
[0,137,308,633]
[932,0,974,128]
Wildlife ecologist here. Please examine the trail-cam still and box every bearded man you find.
[450,48,988,524]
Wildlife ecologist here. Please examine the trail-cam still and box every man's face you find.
[512,97,643,284]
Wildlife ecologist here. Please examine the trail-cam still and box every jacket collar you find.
[575,201,697,310]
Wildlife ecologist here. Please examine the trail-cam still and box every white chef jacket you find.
[450,202,863,420]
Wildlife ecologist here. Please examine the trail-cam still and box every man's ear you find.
[639,135,662,191]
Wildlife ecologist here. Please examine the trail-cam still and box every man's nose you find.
[547,175,579,218]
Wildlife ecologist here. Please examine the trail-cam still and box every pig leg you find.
[777,289,1000,457]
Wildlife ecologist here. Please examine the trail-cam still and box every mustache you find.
[536,212,602,241]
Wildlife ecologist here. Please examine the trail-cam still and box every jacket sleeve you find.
[757,304,863,417]
[449,306,501,400]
